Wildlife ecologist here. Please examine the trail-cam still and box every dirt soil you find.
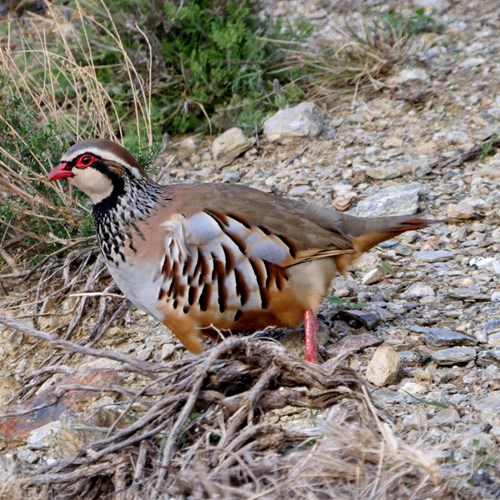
[0,0,498,498]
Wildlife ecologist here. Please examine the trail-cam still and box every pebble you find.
[366,345,400,387]
[469,257,500,275]
[361,266,386,285]
[446,202,476,220]
[327,333,383,358]
[348,183,421,217]
[484,319,500,334]
[446,287,490,301]
[391,68,431,85]
[372,389,404,404]
[336,310,380,330]
[288,185,310,196]
[365,162,412,180]
[473,392,500,415]
[414,0,450,13]
[423,327,478,347]
[263,102,323,142]
[415,250,454,263]
[212,127,255,167]
[402,282,435,299]
[399,381,426,396]
[428,408,461,427]
[17,448,39,464]
[487,332,500,346]
[432,347,477,365]
[460,57,486,69]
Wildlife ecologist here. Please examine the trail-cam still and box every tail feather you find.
[334,214,438,274]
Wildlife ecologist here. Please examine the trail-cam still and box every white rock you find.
[391,68,430,85]
[399,381,426,396]
[414,0,450,12]
[27,421,82,458]
[212,127,254,166]
[350,253,381,273]
[460,57,486,69]
[469,257,500,275]
[366,346,400,387]
[402,282,435,299]
[446,202,476,220]
[263,102,323,142]
[362,266,386,285]
[491,291,500,302]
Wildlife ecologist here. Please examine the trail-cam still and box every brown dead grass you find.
[0,312,452,499]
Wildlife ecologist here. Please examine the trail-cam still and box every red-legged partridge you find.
[48,139,435,362]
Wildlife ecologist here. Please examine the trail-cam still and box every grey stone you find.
[17,449,39,464]
[366,156,431,180]
[263,102,323,142]
[446,288,490,301]
[415,250,454,262]
[484,319,500,334]
[424,328,478,347]
[348,183,421,217]
[288,185,310,196]
[428,408,460,427]
[327,333,383,358]
[372,389,404,404]
[365,163,412,180]
[336,310,380,330]
[473,392,500,414]
[432,347,477,365]
[212,127,254,166]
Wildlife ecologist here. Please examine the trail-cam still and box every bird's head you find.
[48,139,144,204]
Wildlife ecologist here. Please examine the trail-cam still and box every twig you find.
[284,147,309,167]
[0,311,159,376]
[429,133,499,170]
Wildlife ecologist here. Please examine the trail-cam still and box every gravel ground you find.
[0,0,498,497]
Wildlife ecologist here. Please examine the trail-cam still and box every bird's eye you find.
[77,154,95,168]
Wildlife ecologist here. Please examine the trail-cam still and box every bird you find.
[48,139,435,363]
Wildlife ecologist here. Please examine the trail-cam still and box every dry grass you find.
[0,0,153,143]
[0,0,154,271]
[0,312,450,499]
[282,14,425,102]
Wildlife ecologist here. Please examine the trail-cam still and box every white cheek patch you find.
[69,168,113,204]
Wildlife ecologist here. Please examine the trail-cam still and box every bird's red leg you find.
[304,308,319,363]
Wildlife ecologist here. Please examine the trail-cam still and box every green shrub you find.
[75,0,311,134]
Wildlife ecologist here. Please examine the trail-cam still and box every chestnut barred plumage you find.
[49,139,435,362]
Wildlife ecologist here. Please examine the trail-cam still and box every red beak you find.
[48,162,73,181]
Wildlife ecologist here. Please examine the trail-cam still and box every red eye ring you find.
[77,154,95,168]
